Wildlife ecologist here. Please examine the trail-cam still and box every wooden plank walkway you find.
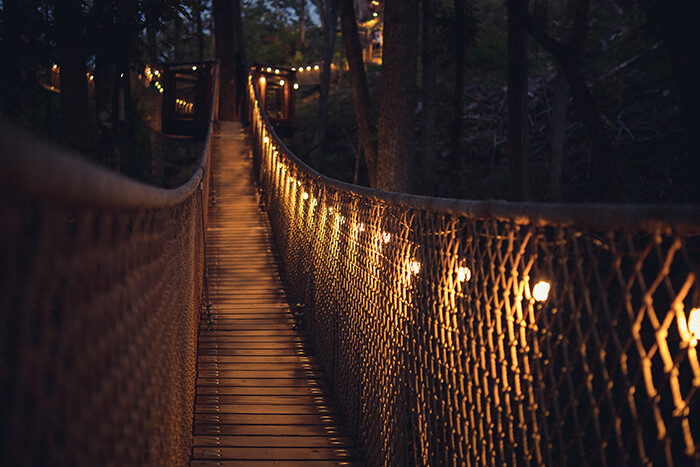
[190,122,361,467]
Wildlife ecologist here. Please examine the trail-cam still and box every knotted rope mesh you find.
[248,75,700,465]
[0,123,212,465]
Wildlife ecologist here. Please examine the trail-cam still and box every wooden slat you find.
[191,122,361,466]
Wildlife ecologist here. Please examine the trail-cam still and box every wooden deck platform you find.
[190,122,361,466]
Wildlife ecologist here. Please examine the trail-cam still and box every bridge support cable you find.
[0,63,219,467]
[246,71,700,465]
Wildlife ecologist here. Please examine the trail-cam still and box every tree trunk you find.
[376,0,419,193]
[310,0,338,169]
[1,0,23,117]
[338,0,377,187]
[55,0,92,157]
[232,0,247,118]
[213,0,238,120]
[550,69,567,201]
[515,0,626,201]
[194,0,205,62]
[448,0,466,197]
[421,0,437,196]
[506,0,529,201]
[300,0,307,48]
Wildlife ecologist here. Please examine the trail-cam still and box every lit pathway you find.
[190,122,361,466]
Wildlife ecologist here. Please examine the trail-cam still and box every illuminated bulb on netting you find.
[532,280,551,302]
[688,307,700,347]
[294,83,299,90]
[457,266,471,282]
[382,232,391,243]
[302,192,309,200]
[263,136,269,144]
[410,261,422,275]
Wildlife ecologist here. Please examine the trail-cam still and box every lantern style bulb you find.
[533,281,551,302]
[458,266,471,282]
[689,307,700,342]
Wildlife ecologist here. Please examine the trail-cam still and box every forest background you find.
[0,0,696,204]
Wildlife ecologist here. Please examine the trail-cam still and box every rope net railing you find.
[0,64,218,466]
[247,73,700,466]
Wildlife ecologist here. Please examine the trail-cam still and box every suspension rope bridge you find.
[1,62,699,466]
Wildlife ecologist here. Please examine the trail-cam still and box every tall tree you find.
[338,0,377,187]
[54,0,92,156]
[299,0,307,48]
[310,0,338,168]
[448,0,467,196]
[550,68,568,201]
[506,0,529,201]
[376,0,419,193]
[214,0,246,120]
[420,0,437,196]
[514,0,626,201]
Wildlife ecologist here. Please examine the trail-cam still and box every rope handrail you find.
[246,69,700,465]
[247,75,698,234]
[0,63,219,466]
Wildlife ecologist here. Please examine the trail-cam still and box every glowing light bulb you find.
[291,67,296,71]
[410,261,421,275]
[533,281,551,302]
[458,266,471,282]
[192,65,197,71]
[306,66,311,71]
[260,76,266,84]
[275,69,280,74]
[302,192,309,200]
[688,308,700,346]
[293,83,299,90]
[381,232,391,243]
[266,67,272,72]
[314,65,320,70]
[279,79,285,86]
[263,136,269,144]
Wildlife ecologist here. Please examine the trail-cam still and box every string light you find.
[688,307,700,347]
[381,232,391,243]
[457,266,471,282]
[532,281,551,302]
[279,79,285,86]
[293,83,299,90]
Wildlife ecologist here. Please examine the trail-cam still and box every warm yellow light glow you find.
[266,67,272,72]
[689,308,700,346]
[410,261,421,275]
[263,136,269,144]
[314,65,320,70]
[192,65,197,71]
[358,223,365,232]
[260,76,266,84]
[293,83,299,90]
[533,281,551,302]
[302,192,309,200]
[275,68,280,74]
[291,67,296,71]
[382,232,391,243]
[306,66,312,71]
[154,70,160,76]
[52,64,58,70]
[373,12,378,17]
[279,79,285,86]
[458,266,471,282]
